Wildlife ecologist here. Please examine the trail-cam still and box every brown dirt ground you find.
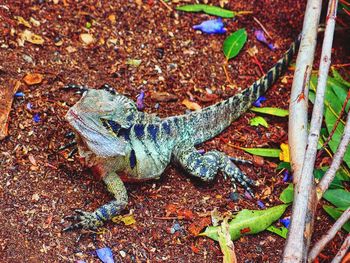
[0,0,349,262]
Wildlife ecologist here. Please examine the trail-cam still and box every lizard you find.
[62,36,300,231]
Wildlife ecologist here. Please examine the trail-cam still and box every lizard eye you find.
[101,119,121,134]
[102,84,116,95]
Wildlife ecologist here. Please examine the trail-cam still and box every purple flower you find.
[136,90,145,110]
[253,96,266,107]
[193,18,226,34]
[244,191,253,200]
[282,170,292,182]
[33,113,40,123]
[26,102,32,110]
[280,217,290,228]
[254,30,276,51]
[197,149,205,154]
[96,247,115,263]
[14,91,25,97]
[257,200,265,208]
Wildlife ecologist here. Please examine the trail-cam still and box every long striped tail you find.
[178,35,301,145]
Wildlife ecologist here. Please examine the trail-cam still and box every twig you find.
[308,207,350,261]
[253,17,273,39]
[159,0,173,11]
[316,88,350,160]
[331,234,350,263]
[284,0,337,261]
[317,112,350,198]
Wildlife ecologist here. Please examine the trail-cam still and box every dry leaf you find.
[151,92,178,102]
[182,99,201,111]
[23,73,43,85]
[15,16,31,28]
[108,14,116,24]
[28,154,37,166]
[80,33,95,45]
[20,29,44,45]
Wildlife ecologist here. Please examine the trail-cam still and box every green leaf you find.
[332,68,350,88]
[323,205,350,232]
[323,189,350,208]
[314,168,344,189]
[241,147,280,158]
[324,108,350,168]
[267,225,288,239]
[276,162,291,171]
[249,116,268,128]
[250,107,289,117]
[223,29,247,60]
[126,59,142,67]
[279,183,294,203]
[310,74,350,168]
[176,4,235,18]
[201,204,289,241]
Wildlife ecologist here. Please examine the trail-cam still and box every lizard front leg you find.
[64,172,128,231]
[174,147,257,196]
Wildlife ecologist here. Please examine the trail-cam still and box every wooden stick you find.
[284,0,337,261]
[308,208,350,261]
[331,234,350,263]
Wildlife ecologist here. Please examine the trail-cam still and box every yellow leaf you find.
[182,99,201,111]
[20,29,44,45]
[279,143,290,162]
[112,214,136,226]
[15,16,32,28]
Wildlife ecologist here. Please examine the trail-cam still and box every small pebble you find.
[229,192,240,202]
[156,48,164,59]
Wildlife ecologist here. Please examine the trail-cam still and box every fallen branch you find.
[331,234,350,263]
[308,207,350,261]
[317,111,350,198]
[283,0,322,260]
[284,0,339,261]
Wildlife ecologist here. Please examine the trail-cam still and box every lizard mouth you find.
[65,108,127,157]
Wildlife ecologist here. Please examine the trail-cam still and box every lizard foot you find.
[63,209,104,231]
[222,159,257,197]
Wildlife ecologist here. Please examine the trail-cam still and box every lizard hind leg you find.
[63,172,128,231]
[174,147,257,196]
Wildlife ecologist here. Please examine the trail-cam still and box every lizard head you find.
[65,88,136,157]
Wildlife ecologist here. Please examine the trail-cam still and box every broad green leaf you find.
[314,168,344,189]
[241,147,280,158]
[332,68,350,88]
[201,204,289,241]
[336,168,350,181]
[310,74,350,168]
[323,205,350,232]
[176,4,235,18]
[323,189,350,208]
[249,116,268,128]
[279,184,294,204]
[223,29,247,60]
[276,162,291,171]
[325,108,350,168]
[329,78,350,112]
[267,225,288,239]
[250,107,289,117]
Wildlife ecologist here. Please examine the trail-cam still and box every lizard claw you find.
[63,209,103,232]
